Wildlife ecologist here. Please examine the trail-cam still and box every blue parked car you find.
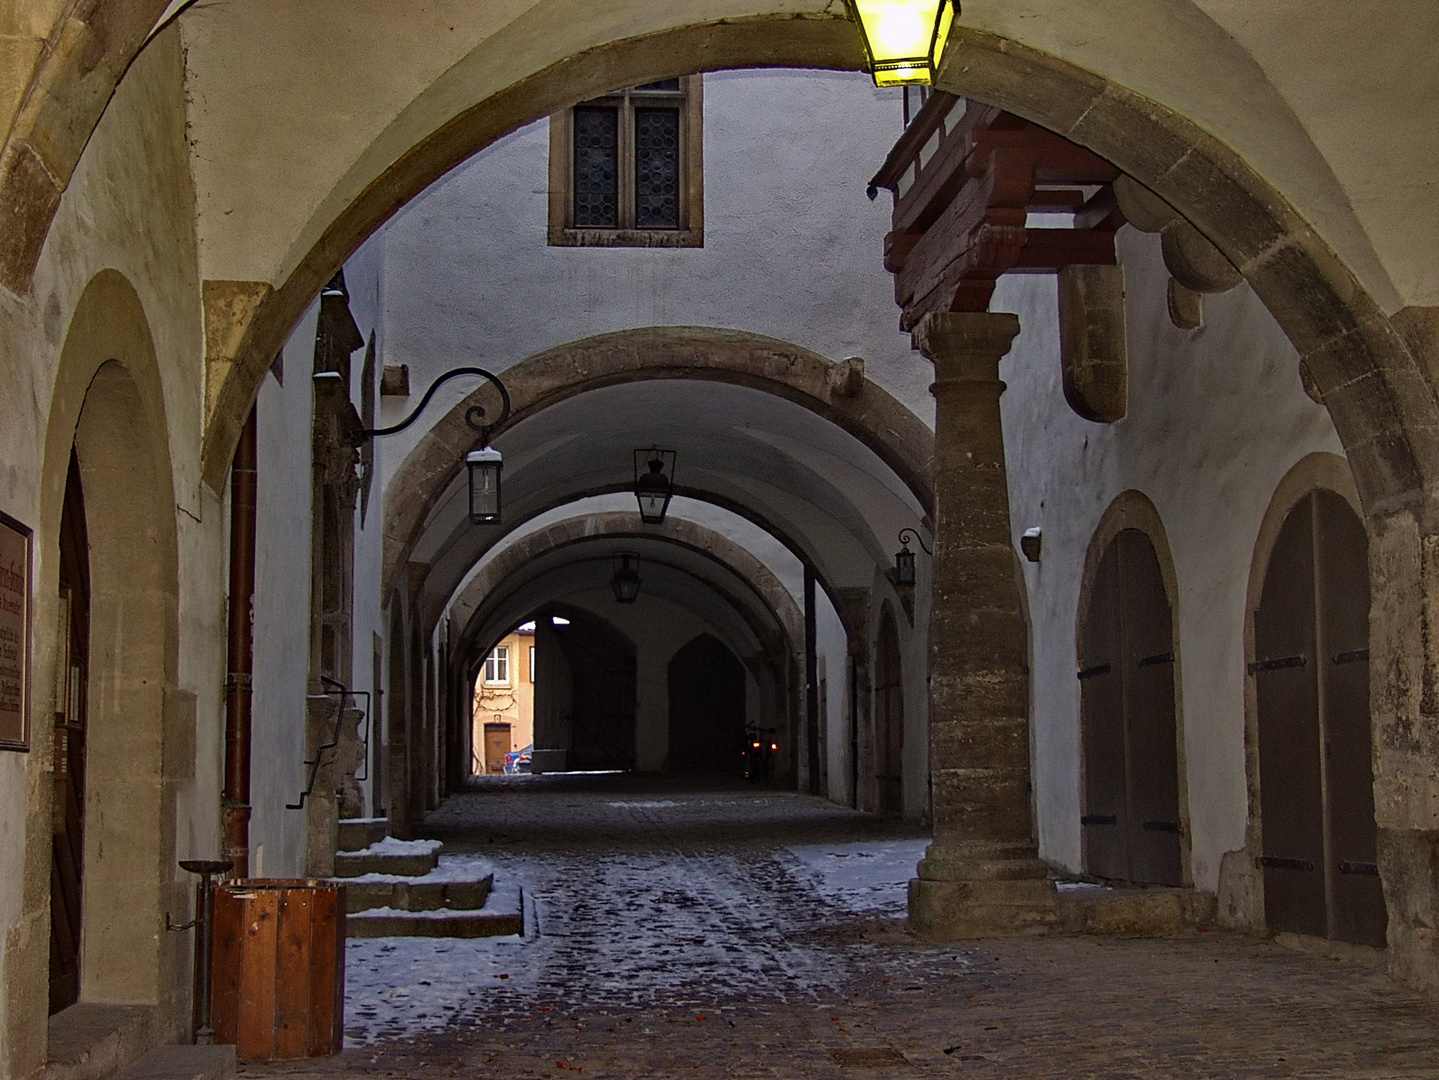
[504,745,533,775]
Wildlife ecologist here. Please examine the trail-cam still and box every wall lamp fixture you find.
[845,0,956,87]
[894,527,932,586]
[348,366,511,524]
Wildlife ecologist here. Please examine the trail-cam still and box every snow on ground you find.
[345,880,531,1044]
[784,838,931,915]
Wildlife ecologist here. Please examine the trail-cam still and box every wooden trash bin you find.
[210,879,346,1059]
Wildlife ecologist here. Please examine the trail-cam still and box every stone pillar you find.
[908,311,1059,938]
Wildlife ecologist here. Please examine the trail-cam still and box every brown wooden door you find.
[50,452,89,1014]
[874,610,904,814]
[482,722,511,774]
[1080,529,1182,885]
[1255,490,1385,946]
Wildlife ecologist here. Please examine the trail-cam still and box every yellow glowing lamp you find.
[847,0,956,87]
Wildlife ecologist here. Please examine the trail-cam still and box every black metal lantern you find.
[347,364,512,526]
[895,528,931,586]
[611,552,642,603]
[633,447,676,525]
[466,447,502,524]
[845,0,957,87]
[895,542,917,586]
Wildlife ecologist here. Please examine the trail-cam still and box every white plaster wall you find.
[344,233,389,818]
[377,68,933,476]
[249,306,319,878]
[817,586,850,803]
[1000,226,1345,891]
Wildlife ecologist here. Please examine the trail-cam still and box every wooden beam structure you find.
[870,94,1125,329]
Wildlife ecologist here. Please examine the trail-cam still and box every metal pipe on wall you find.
[223,407,258,878]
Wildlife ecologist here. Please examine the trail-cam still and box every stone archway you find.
[380,327,935,603]
[12,270,187,1067]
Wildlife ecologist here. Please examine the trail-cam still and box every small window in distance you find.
[549,76,703,248]
[485,646,510,685]
[530,646,536,683]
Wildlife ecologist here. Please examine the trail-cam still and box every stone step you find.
[337,817,389,853]
[39,1003,156,1080]
[1057,883,1216,936]
[111,1046,235,1080]
[347,882,523,939]
[333,839,442,878]
[343,875,493,914]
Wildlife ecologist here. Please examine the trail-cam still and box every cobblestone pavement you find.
[243,774,1439,1079]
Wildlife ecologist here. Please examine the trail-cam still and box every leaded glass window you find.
[550,76,702,247]
[635,109,680,229]
[573,106,619,228]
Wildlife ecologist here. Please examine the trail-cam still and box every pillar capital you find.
[912,311,1021,382]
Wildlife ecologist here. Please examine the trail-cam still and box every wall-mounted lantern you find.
[633,447,676,525]
[846,0,956,87]
[894,528,932,586]
[347,366,511,525]
[611,552,642,603]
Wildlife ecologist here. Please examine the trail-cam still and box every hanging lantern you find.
[633,447,676,525]
[466,447,503,524]
[846,0,956,87]
[611,552,642,604]
[894,528,930,585]
[894,541,917,586]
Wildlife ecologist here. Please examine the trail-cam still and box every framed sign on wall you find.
[0,510,32,751]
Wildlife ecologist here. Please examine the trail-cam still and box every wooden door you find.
[50,452,89,1014]
[482,722,511,774]
[1079,529,1182,885]
[874,610,904,814]
[1255,490,1385,946]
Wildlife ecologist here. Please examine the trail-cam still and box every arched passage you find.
[19,270,186,1047]
[668,634,747,774]
[382,327,934,604]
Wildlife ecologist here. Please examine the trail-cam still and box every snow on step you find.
[347,881,524,939]
[333,836,444,878]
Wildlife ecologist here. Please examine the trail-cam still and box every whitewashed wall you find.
[999,226,1345,892]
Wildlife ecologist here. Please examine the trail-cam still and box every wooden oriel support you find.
[908,311,1059,938]
[211,880,346,1060]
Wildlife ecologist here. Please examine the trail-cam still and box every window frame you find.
[484,646,510,686]
[548,75,704,248]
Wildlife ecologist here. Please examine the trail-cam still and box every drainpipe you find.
[223,408,258,878]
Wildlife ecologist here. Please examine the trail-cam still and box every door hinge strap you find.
[1077,663,1112,680]
[1258,855,1315,871]
[1081,814,1117,826]
[1143,820,1180,833]
[1136,651,1174,668]
[1247,655,1307,675]
[1333,649,1369,666]
[1338,860,1380,876]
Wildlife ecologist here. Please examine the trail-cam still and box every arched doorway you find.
[49,452,89,1015]
[668,634,745,773]
[873,608,903,814]
[1253,488,1385,947]
[1079,528,1182,886]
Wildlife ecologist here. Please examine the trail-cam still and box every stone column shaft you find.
[909,311,1058,938]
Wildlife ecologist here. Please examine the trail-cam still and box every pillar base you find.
[908,875,1060,940]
